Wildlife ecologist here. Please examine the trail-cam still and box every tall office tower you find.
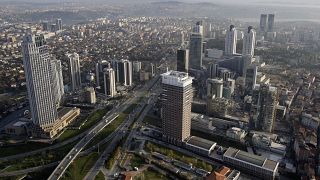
[207,78,223,99]
[251,84,277,132]
[242,26,256,56]
[22,34,58,134]
[103,68,116,97]
[68,53,81,91]
[260,14,268,33]
[161,71,193,144]
[110,60,120,82]
[245,65,258,95]
[177,49,189,73]
[225,25,237,56]
[189,33,203,70]
[208,63,219,79]
[42,21,49,31]
[132,61,142,73]
[267,14,275,32]
[194,21,204,35]
[56,18,62,31]
[217,68,232,81]
[95,60,110,87]
[51,59,64,106]
[118,60,132,86]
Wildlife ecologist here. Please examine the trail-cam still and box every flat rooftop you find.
[161,71,193,87]
[224,147,278,172]
[58,107,77,119]
[186,136,216,150]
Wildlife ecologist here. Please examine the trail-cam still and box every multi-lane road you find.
[48,75,160,180]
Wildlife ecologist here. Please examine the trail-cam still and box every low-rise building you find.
[226,127,247,142]
[185,136,216,156]
[206,166,240,180]
[301,112,319,130]
[223,147,279,180]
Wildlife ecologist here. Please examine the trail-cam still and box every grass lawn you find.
[56,107,111,143]
[0,142,50,158]
[145,142,213,172]
[62,152,99,180]
[191,130,247,151]
[1,142,76,172]
[94,171,105,180]
[134,168,169,180]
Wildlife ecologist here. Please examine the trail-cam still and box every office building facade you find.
[225,25,237,56]
[189,33,203,70]
[242,26,256,56]
[161,71,193,144]
[251,84,278,132]
[260,14,268,33]
[177,49,189,73]
[207,78,223,99]
[103,68,116,97]
[118,59,132,86]
[68,53,81,91]
[22,34,59,134]
[267,14,275,32]
[245,65,258,95]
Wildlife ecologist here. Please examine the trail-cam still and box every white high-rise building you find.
[242,26,256,57]
[225,25,237,56]
[132,61,142,73]
[95,60,110,87]
[51,58,64,106]
[103,68,116,97]
[22,34,58,133]
[68,53,81,91]
[161,71,193,144]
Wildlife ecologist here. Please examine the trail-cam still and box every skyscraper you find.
[251,84,277,132]
[95,60,110,87]
[225,25,237,56]
[245,65,258,95]
[68,53,81,91]
[161,71,193,144]
[132,61,142,73]
[56,18,62,31]
[207,78,223,99]
[259,14,268,33]
[103,68,116,97]
[189,33,203,70]
[242,26,256,56]
[151,63,156,77]
[177,49,189,73]
[118,60,132,86]
[208,62,219,79]
[22,34,58,134]
[267,14,275,32]
[194,21,204,35]
[51,58,64,106]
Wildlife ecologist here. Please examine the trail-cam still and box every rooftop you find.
[186,136,217,151]
[223,147,278,172]
[161,70,193,87]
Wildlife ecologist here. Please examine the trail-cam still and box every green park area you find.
[134,168,169,180]
[61,152,99,180]
[144,141,214,172]
[94,171,105,180]
[0,142,76,173]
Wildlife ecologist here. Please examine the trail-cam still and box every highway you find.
[48,75,160,180]
[83,79,160,180]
